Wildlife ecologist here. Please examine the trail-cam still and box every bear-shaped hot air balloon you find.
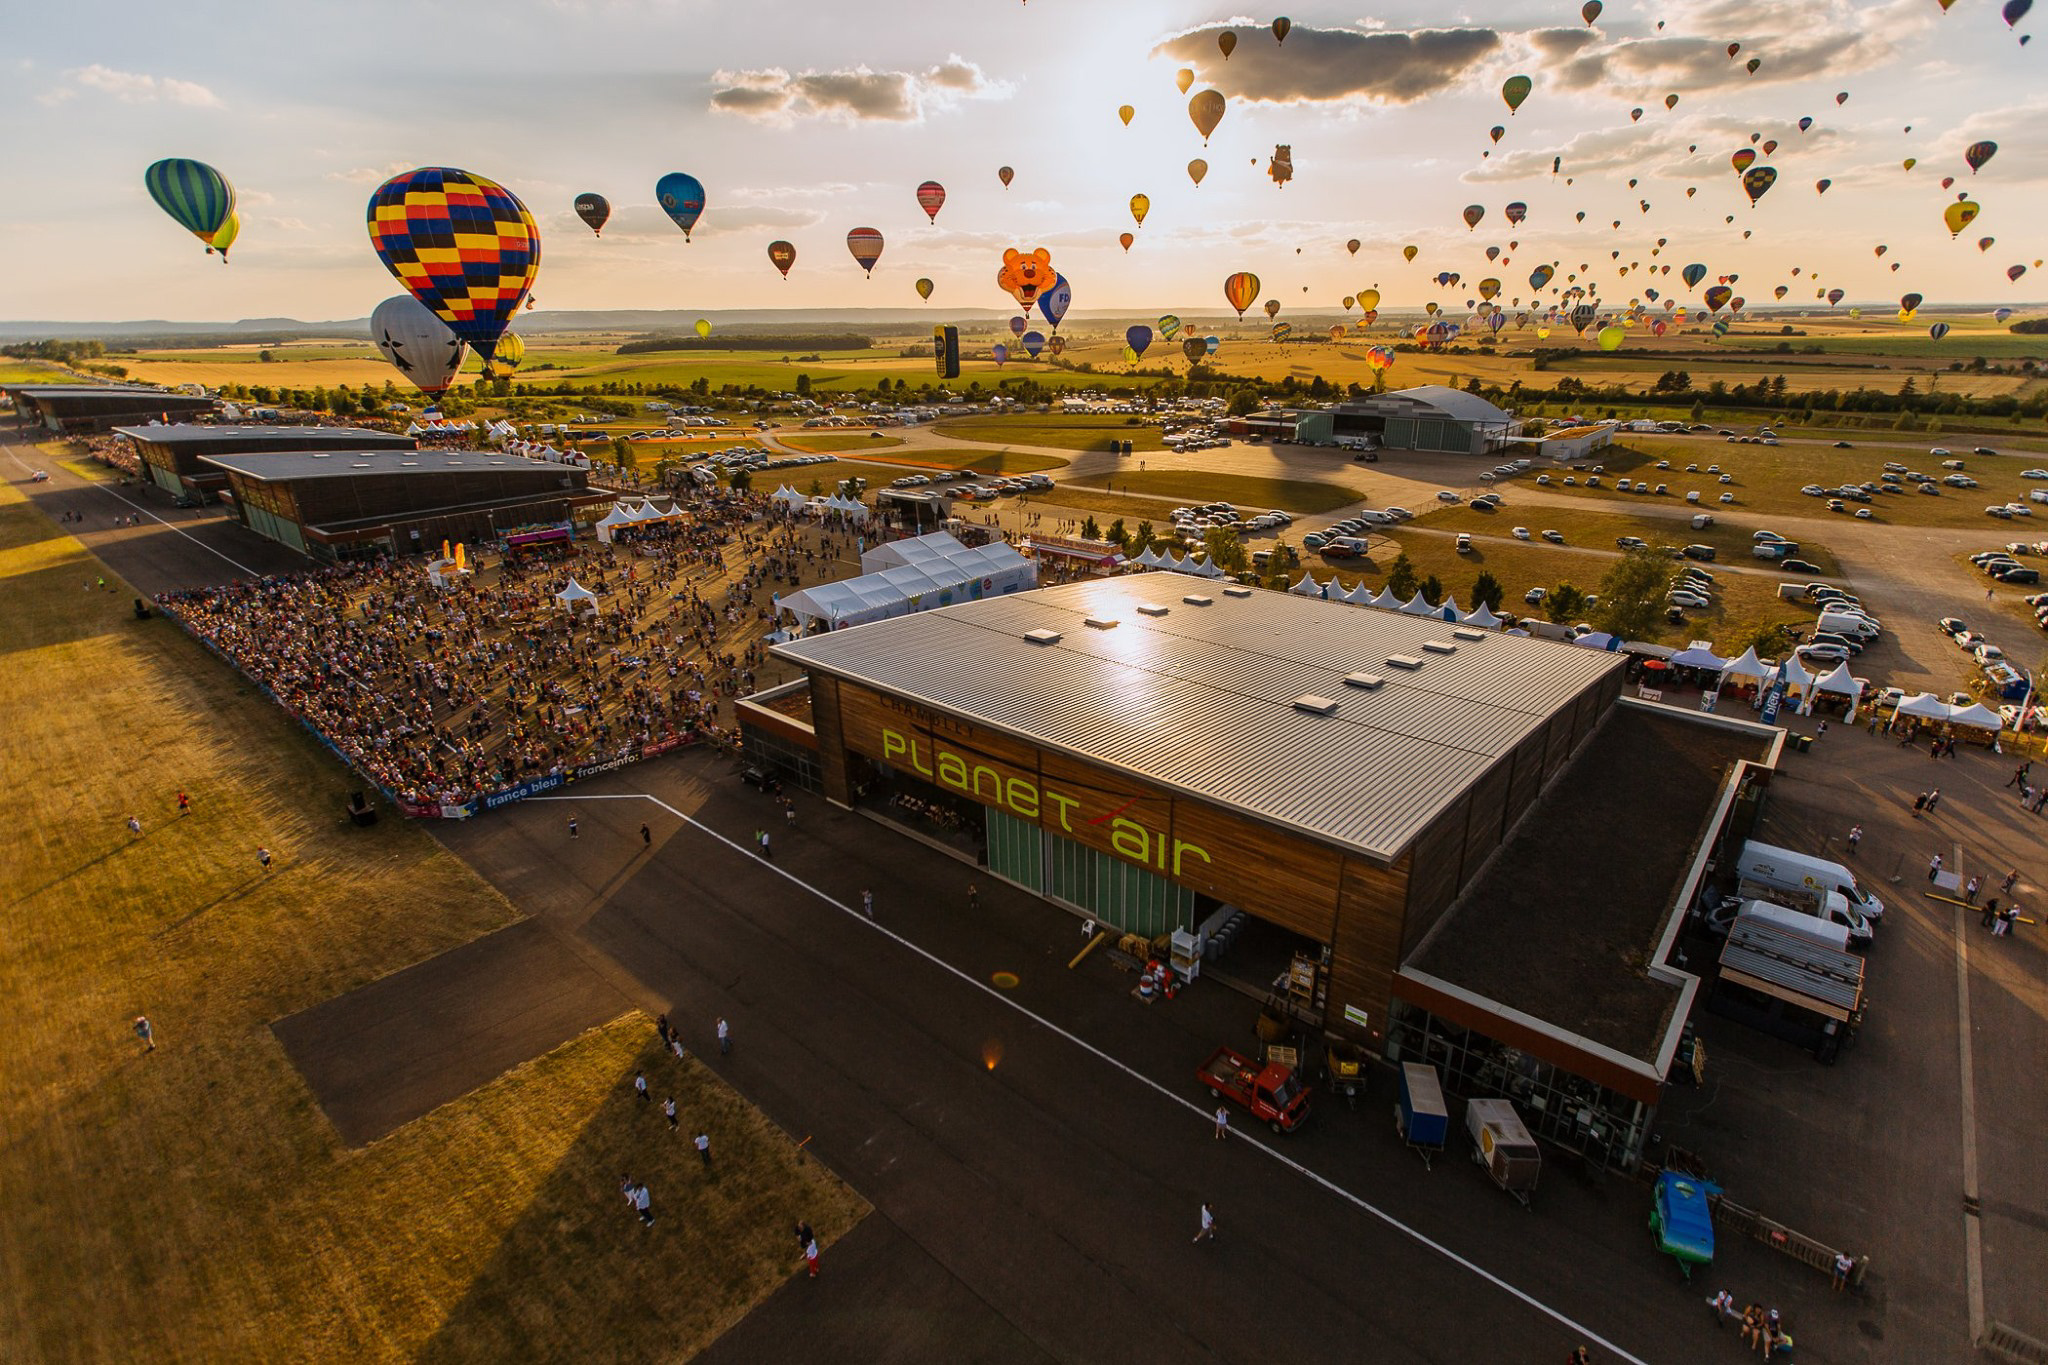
[997,247,1057,306]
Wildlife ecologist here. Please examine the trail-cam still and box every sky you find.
[3,0,2044,323]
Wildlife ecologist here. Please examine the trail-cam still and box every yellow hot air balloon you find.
[1943,199,1980,238]
[1118,104,1135,127]
[1129,193,1150,226]
[1222,271,1260,318]
[1218,31,1237,59]
[486,329,526,378]
[1264,299,1282,320]
[1175,68,1194,95]
[1357,288,1380,313]
[1188,89,1226,144]
[1402,244,1419,262]
[1597,325,1625,351]
[1187,158,1208,187]
[208,212,241,259]
[694,318,711,339]
[915,277,934,300]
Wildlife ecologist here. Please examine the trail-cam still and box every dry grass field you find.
[0,480,863,1361]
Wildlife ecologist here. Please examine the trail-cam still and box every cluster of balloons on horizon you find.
[141,0,2044,390]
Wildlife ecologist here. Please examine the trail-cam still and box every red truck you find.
[1197,1045,1312,1133]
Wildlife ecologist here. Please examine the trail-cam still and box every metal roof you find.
[1719,917,1866,1018]
[198,449,569,482]
[114,423,410,448]
[774,574,1623,861]
[1336,384,1514,426]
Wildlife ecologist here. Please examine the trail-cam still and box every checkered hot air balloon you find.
[366,167,539,365]
[145,158,237,261]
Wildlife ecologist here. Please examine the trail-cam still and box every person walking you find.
[133,1015,155,1053]
[126,814,142,838]
[1193,1201,1217,1245]
[694,1131,712,1167]
[631,1181,654,1228]
[1816,719,1828,739]
[657,1014,672,1047]
[784,800,796,830]
[861,888,874,919]
[1926,787,1942,813]
[1995,904,2016,937]
[663,1096,679,1132]
[257,847,273,874]
[569,816,579,839]
[1966,875,1982,905]
[670,1034,687,1062]
[1213,1105,1230,1140]
[633,1070,650,1104]
[1846,824,1862,857]
[2008,761,2031,789]
[2002,868,2020,895]
[1832,1252,1856,1292]
[640,823,652,847]
[176,790,191,816]
[716,1016,731,1056]
[1928,853,1944,883]
[1982,896,2001,930]
[803,1232,821,1277]
[967,883,980,912]
[1912,792,1928,818]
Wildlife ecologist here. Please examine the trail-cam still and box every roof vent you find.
[1023,628,1063,645]
[1222,586,1253,598]
[399,461,419,467]
[311,453,330,459]
[1423,640,1457,655]
[1136,602,1169,617]
[1083,616,1119,630]
[349,462,371,468]
[1453,627,1487,642]
[1182,594,1214,607]
[1293,694,1339,716]
[1386,654,1425,670]
[1343,672,1385,690]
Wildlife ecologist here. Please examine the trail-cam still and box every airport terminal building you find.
[743,575,1779,1167]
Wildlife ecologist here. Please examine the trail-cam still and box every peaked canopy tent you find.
[1893,691,1953,722]
[1460,602,1503,630]
[554,578,598,613]
[1719,647,1770,683]
[1289,573,1324,598]
[1948,702,2003,732]
[1667,646,1727,670]
[1369,586,1403,611]
[1399,592,1436,617]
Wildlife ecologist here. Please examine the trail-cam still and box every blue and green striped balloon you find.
[145,158,236,256]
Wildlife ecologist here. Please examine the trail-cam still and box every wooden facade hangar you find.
[756,577,1632,1051]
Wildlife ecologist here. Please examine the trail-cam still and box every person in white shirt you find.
[1193,1202,1216,1244]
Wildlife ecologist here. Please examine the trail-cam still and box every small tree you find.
[611,437,635,471]
[1227,388,1263,417]
[1469,570,1504,611]
[1081,515,1100,541]
[1203,526,1248,573]
[1591,549,1669,641]
[1134,520,1154,551]
[1419,573,1443,605]
[1386,552,1418,600]
[1545,582,1586,623]
[729,467,753,494]
[1107,518,1128,551]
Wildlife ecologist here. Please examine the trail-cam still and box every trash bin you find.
[1793,734,1814,753]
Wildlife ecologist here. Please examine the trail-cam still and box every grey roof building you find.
[1331,384,1518,455]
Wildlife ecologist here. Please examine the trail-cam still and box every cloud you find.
[1150,24,1501,103]
[1545,0,1934,96]
[56,64,222,107]
[728,183,859,202]
[326,162,417,185]
[710,56,1007,124]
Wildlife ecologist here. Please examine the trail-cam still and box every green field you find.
[0,363,93,385]
[0,480,864,1360]
[1416,501,1842,577]
[776,430,907,453]
[932,414,1169,452]
[876,447,1068,474]
[1066,469,1361,514]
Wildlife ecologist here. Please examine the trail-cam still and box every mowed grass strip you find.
[1068,468,1362,514]
[932,414,1169,452]
[0,482,862,1361]
[775,431,907,453]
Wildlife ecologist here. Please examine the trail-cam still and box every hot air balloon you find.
[1727,42,1741,58]
[767,240,797,278]
[1903,158,1917,171]
[1219,31,1238,58]
[1037,274,1072,330]
[1182,338,1207,364]
[1929,322,1951,341]
[1187,159,1208,187]
[1945,200,1981,237]
[1902,292,1925,313]
[145,158,236,259]
[574,193,610,236]
[1176,69,1195,94]
[1827,288,1845,305]
[1264,298,1282,319]
[1667,94,1681,110]
[1816,178,1832,195]
[1597,325,1625,351]
[1731,149,1756,174]
[1529,264,1554,290]
[1342,238,1360,257]
[1049,335,1067,356]
[1502,74,1533,114]
[915,181,947,223]
[2011,265,2030,282]
[1117,105,1135,127]
[1022,331,1046,359]
[1965,141,1999,175]
[1462,205,1485,230]
[847,227,884,275]
[371,294,468,397]
[1273,16,1291,41]
[1129,193,1150,226]
[207,214,240,260]
[483,329,525,380]
[1223,271,1260,318]
[1008,315,1027,338]
[1741,166,1777,205]
[1123,325,1154,358]
[656,172,706,241]
[1762,139,1778,155]
[1682,263,1707,288]
[1189,90,1226,143]
[1705,285,1733,312]
[689,319,710,342]
[367,168,538,364]
[914,276,935,300]
[1489,125,1506,147]
[1403,245,1419,262]
[1582,1,1602,22]
[1478,278,1501,300]
[992,344,1008,367]
[1996,307,2015,321]
[1630,107,1643,123]
[1746,57,1761,73]
[1357,288,1381,313]
[998,166,1015,188]
[1119,232,1135,252]
[2005,0,2032,28]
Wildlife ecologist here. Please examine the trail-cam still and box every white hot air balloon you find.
[371,293,469,397]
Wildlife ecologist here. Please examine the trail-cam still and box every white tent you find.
[1719,646,1770,681]
[1162,551,1186,572]
[771,486,806,509]
[1774,654,1815,690]
[1573,631,1620,651]
[1894,691,1952,721]
[1436,594,1461,621]
[554,579,598,613]
[1289,572,1323,597]
[1369,586,1403,611]
[1195,557,1228,579]
[1399,591,1436,616]
[1132,546,1163,569]
[1460,602,1503,630]
[779,533,1037,631]
[1811,661,1863,698]
[1949,702,2003,731]
[593,505,638,543]
[1344,580,1378,606]
[1668,646,1727,670]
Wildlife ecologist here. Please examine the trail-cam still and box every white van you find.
[1729,901,1856,950]
[1815,608,1880,640]
[1737,840,1886,924]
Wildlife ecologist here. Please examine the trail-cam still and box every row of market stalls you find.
[501,437,591,466]
[777,530,1037,632]
[769,486,869,521]
[592,498,690,543]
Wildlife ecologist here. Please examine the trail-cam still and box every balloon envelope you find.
[371,294,468,397]
[846,227,884,274]
[1189,90,1226,143]
[768,240,796,277]
[1187,159,1208,187]
[915,181,946,222]
[1502,75,1532,112]
[1038,274,1072,329]
[145,158,235,248]
[367,167,539,362]
[574,193,610,236]
[1223,271,1260,318]
[914,277,934,300]
[1125,325,1153,357]
[655,172,706,239]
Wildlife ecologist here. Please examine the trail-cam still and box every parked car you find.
[1512,526,1532,540]
[1668,590,1710,609]
[1681,544,1717,561]
[1617,535,1648,550]
[1780,559,1820,574]
[1797,642,1851,664]
[1436,490,1462,503]
[1540,529,1564,544]
[1524,587,1548,604]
